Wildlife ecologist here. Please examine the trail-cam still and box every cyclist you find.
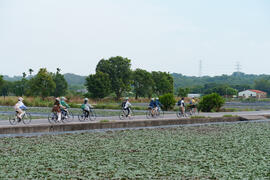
[81,98,93,117]
[190,97,197,114]
[155,98,162,111]
[122,97,132,117]
[52,97,62,122]
[177,97,185,115]
[148,98,157,116]
[60,96,70,118]
[14,97,27,121]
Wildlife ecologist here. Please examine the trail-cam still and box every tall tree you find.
[96,56,132,99]
[53,69,68,97]
[177,87,190,97]
[29,69,34,76]
[22,72,27,78]
[56,68,61,74]
[85,71,111,99]
[152,71,174,96]
[132,69,154,99]
[0,75,3,88]
[28,68,56,99]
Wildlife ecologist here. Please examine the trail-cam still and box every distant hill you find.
[3,75,22,81]
[63,73,86,86]
[172,72,270,89]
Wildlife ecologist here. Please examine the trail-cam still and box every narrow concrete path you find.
[1,110,270,127]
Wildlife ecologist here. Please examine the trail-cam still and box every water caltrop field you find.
[1,122,270,179]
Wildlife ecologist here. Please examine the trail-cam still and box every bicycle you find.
[78,108,97,121]
[186,105,199,116]
[9,110,32,125]
[176,108,190,118]
[61,108,74,122]
[48,108,74,124]
[119,108,134,120]
[146,107,163,119]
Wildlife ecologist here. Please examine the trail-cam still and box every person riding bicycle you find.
[122,97,132,117]
[189,97,197,114]
[60,97,70,118]
[154,98,162,111]
[149,98,157,115]
[14,97,27,121]
[177,97,185,114]
[52,97,62,122]
[81,98,93,117]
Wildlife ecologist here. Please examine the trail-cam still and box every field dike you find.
[0,116,250,136]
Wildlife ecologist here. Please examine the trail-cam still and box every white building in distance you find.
[238,89,267,99]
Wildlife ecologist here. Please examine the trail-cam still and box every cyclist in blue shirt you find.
[155,98,162,111]
[149,98,155,109]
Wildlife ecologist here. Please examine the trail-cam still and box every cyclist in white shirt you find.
[122,97,132,117]
[14,97,27,121]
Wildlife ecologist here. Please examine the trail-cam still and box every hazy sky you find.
[1,0,270,77]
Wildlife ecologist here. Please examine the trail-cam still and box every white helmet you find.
[60,96,66,100]
[156,97,159,100]
[125,97,129,100]
[151,98,154,100]
[18,97,24,101]
[84,98,89,101]
[55,97,60,102]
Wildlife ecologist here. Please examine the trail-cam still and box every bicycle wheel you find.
[64,111,74,122]
[22,113,32,124]
[89,109,97,121]
[176,110,183,118]
[158,109,164,118]
[129,109,135,119]
[146,110,152,119]
[78,113,87,122]
[119,110,126,120]
[9,114,18,125]
[48,112,57,124]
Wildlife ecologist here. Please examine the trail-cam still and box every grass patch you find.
[190,115,206,119]
[100,119,110,123]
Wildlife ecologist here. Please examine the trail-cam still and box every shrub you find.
[100,119,110,123]
[159,93,176,111]
[198,93,225,112]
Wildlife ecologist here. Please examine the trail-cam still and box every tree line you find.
[0,56,174,100]
[85,56,174,99]
[0,68,68,99]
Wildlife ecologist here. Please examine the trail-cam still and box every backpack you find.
[121,102,126,108]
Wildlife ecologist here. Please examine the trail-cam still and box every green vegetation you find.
[159,93,176,111]
[85,71,111,99]
[100,119,110,123]
[96,56,132,99]
[190,115,206,119]
[198,93,225,112]
[1,122,270,178]
[177,87,190,98]
[132,69,154,99]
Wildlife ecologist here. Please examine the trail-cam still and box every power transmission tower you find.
[235,62,241,73]
[199,60,202,77]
